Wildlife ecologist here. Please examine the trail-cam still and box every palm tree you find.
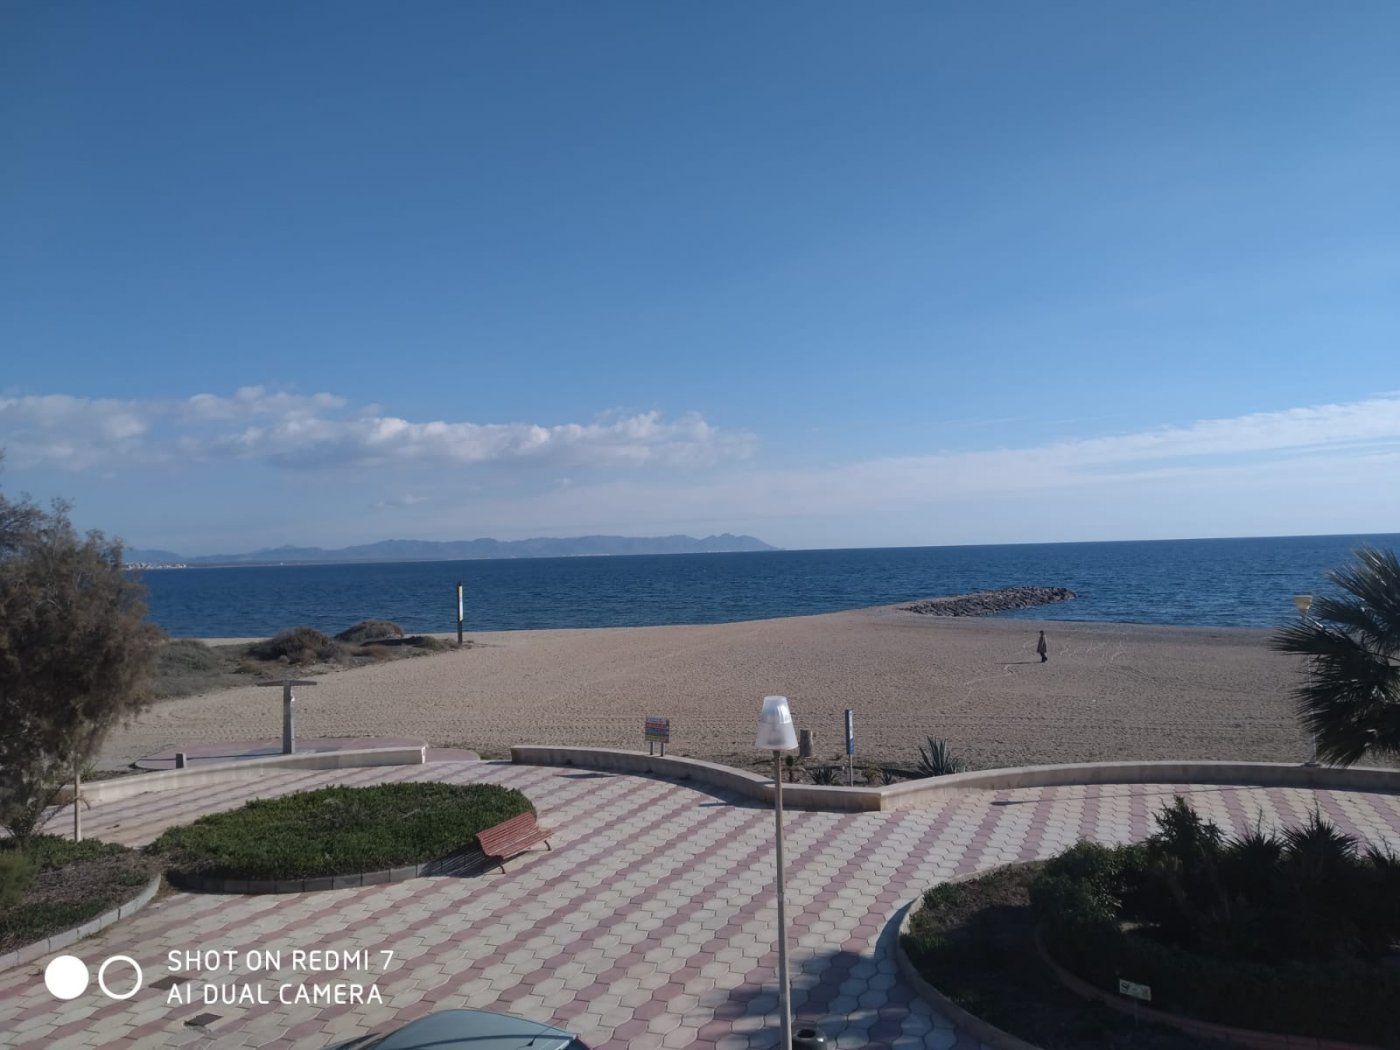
[1271,546,1400,765]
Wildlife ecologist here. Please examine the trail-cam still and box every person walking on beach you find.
[1036,630,1048,663]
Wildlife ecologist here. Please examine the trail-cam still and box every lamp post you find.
[1293,595,1318,766]
[756,695,798,1050]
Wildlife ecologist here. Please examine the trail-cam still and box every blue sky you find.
[2,2,1398,554]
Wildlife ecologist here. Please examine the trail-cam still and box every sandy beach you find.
[97,604,1320,774]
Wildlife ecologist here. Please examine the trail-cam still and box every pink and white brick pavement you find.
[3,761,1398,1050]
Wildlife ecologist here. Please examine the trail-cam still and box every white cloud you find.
[0,389,754,472]
[417,396,1400,541]
[179,386,348,423]
[192,408,746,469]
[7,390,1399,549]
[0,394,152,469]
[1035,398,1400,468]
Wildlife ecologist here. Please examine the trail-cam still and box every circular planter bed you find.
[1,836,162,962]
[902,795,1400,1050]
[901,863,1236,1050]
[147,782,533,891]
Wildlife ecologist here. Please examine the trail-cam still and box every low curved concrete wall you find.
[510,745,791,803]
[880,759,1400,810]
[61,746,427,806]
[510,747,1400,813]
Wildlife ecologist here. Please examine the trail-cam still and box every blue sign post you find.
[844,709,855,785]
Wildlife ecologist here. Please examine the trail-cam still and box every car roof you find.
[364,1008,579,1050]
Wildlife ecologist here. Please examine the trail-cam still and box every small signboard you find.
[844,709,855,756]
[1118,979,1151,1002]
[645,716,671,755]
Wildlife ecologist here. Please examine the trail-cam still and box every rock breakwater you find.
[900,586,1077,617]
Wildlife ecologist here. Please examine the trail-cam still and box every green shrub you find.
[1029,798,1400,1046]
[158,638,224,675]
[808,765,841,785]
[1122,798,1389,964]
[151,638,247,699]
[17,835,132,869]
[245,626,340,665]
[149,782,533,881]
[906,864,1240,1050]
[915,736,967,776]
[1359,846,1400,955]
[334,619,405,644]
[0,851,33,908]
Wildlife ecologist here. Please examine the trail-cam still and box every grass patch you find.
[152,639,251,698]
[245,626,342,664]
[0,836,159,955]
[148,782,532,881]
[903,865,1234,1050]
[334,619,405,644]
[151,628,465,703]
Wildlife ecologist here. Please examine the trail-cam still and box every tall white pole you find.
[773,749,792,1050]
[72,758,81,842]
[1294,596,1320,766]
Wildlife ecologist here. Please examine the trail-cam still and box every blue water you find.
[135,533,1400,638]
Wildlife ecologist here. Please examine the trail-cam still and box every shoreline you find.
[183,604,1287,647]
[102,604,1317,773]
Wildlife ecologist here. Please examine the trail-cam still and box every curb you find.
[893,868,1043,1050]
[510,747,1400,812]
[164,844,493,894]
[0,874,161,975]
[58,746,428,807]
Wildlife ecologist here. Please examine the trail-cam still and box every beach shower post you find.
[1293,594,1318,765]
[258,679,316,754]
[756,695,799,1050]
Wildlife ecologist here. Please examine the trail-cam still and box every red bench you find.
[477,811,553,872]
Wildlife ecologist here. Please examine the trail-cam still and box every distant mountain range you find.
[127,533,778,566]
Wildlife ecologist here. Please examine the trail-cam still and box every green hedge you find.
[904,864,1233,1050]
[1040,907,1400,1046]
[148,782,533,880]
[1033,838,1400,1047]
[0,836,157,954]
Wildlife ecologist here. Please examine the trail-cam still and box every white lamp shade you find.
[1293,594,1313,614]
[756,694,799,750]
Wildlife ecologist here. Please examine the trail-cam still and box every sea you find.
[136,533,1400,639]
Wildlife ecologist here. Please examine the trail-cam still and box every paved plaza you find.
[3,760,1399,1050]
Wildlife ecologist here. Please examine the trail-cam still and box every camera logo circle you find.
[44,955,88,1000]
[44,954,144,1001]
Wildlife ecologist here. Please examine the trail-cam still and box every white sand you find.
[99,606,1318,773]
